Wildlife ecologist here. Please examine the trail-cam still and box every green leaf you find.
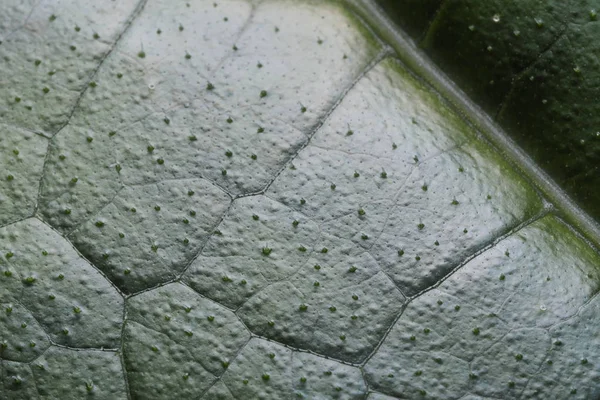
[0,0,598,399]
[376,0,600,221]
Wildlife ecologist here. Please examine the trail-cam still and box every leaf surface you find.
[0,0,598,399]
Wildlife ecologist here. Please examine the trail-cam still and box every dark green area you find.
[377,0,600,221]
[375,0,443,38]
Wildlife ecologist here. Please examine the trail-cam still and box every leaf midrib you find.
[344,0,600,250]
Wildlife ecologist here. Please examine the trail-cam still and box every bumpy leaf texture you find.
[0,0,599,399]
[377,0,600,222]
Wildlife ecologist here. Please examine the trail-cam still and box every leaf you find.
[376,0,600,221]
[0,0,598,399]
